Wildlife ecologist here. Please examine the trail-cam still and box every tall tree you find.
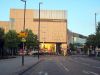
[25,29,38,51]
[0,28,4,57]
[95,22,100,47]
[4,30,20,55]
[86,34,96,48]
[85,22,100,56]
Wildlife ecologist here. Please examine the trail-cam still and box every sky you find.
[0,0,100,36]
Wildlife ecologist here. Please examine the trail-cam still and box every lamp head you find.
[21,0,26,2]
[39,2,43,4]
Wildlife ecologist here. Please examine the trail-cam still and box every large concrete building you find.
[0,9,68,54]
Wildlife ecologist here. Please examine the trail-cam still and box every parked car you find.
[18,49,27,55]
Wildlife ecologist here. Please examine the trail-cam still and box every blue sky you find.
[0,0,100,36]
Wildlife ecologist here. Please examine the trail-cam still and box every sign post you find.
[18,32,27,66]
[21,38,26,66]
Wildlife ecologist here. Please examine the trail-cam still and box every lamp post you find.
[21,0,26,66]
[73,33,74,45]
[21,0,26,30]
[38,2,43,59]
[95,13,97,32]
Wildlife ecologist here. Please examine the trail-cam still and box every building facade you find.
[0,21,9,32]
[0,9,68,55]
[68,30,87,45]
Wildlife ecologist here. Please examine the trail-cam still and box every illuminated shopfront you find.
[40,43,56,53]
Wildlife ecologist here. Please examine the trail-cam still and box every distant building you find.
[68,30,87,54]
[0,21,9,32]
[68,30,87,46]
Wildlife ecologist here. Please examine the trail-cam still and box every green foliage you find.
[86,22,100,48]
[25,29,38,49]
[74,43,83,47]
[86,34,96,47]
[95,22,100,47]
[83,45,88,54]
[4,30,20,49]
[0,28,4,48]
[69,43,77,51]
[0,28,4,38]
[96,22,100,33]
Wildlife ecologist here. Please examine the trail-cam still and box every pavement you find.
[91,56,100,61]
[20,55,100,75]
[0,56,41,75]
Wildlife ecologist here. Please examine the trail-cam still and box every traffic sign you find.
[18,32,27,38]
[21,38,26,42]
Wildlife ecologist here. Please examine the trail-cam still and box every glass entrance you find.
[40,43,56,53]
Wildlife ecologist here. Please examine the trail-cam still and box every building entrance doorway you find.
[56,43,61,54]
[40,43,56,53]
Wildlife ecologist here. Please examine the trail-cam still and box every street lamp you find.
[21,0,26,31]
[38,2,43,59]
[73,32,74,44]
[95,13,97,32]
[21,0,27,66]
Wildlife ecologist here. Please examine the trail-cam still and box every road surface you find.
[21,55,100,75]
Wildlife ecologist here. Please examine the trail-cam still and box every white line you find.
[69,57,100,70]
[59,63,69,72]
[44,72,48,75]
[89,71,99,75]
[82,70,90,74]
[38,71,48,75]
[82,70,99,75]
[69,58,90,66]
[81,63,90,66]
[92,66,100,69]
[38,71,43,75]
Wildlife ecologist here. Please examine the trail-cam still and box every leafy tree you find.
[0,28,4,38]
[4,30,20,55]
[69,43,77,51]
[83,45,88,54]
[85,22,100,49]
[25,29,38,51]
[86,34,96,48]
[0,28,4,57]
[95,22,100,47]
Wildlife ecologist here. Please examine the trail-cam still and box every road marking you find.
[81,63,90,66]
[44,72,48,75]
[82,70,90,74]
[38,71,48,75]
[59,62,69,72]
[38,71,43,75]
[82,70,99,75]
[89,71,99,75]
[69,57,100,70]
[92,66,100,69]
[68,57,91,66]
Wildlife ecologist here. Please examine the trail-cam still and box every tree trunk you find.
[12,48,13,56]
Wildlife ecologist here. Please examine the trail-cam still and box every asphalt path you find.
[21,55,100,75]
